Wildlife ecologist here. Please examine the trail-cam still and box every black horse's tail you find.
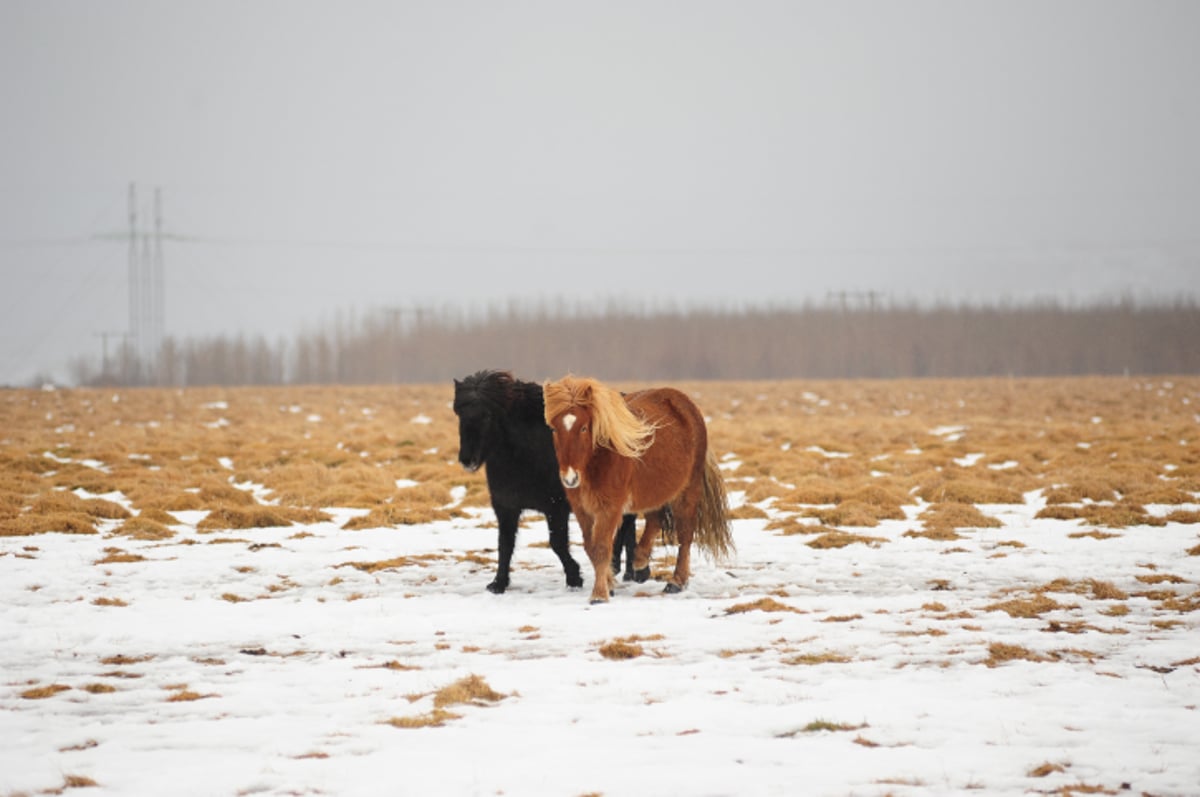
[658,504,677,546]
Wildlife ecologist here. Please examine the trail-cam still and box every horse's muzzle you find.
[560,468,580,489]
[460,459,482,473]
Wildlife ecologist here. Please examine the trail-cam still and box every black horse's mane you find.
[456,369,545,424]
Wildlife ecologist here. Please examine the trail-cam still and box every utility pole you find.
[153,187,164,357]
[128,182,141,378]
[124,182,166,381]
[94,331,127,380]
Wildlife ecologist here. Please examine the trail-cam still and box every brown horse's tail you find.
[694,449,735,563]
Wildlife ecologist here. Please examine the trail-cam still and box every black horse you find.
[453,370,637,594]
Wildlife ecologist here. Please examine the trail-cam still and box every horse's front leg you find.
[488,505,520,594]
[584,510,621,604]
[546,503,582,589]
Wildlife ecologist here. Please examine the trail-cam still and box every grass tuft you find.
[112,516,175,540]
[984,594,1067,618]
[21,683,72,699]
[63,774,99,789]
[725,597,804,615]
[920,502,1002,531]
[599,640,644,659]
[0,511,98,536]
[431,674,508,709]
[806,530,887,549]
[384,708,462,728]
[983,642,1052,667]
[777,719,866,737]
[783,651,852,666]
[387,674,508,728]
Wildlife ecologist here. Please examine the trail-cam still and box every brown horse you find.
[543,375,734,604]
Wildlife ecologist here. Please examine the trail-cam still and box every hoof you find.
[566,573,584,589]
[633,567,651,584]
[663,582,683,594]
[622,570,636,582]
[589,597,609,606]
[486,581,508,594]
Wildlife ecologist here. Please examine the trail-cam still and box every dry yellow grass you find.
[915,477,1026,505]
[806,529,888,549]
[384,708,462,728]
[99,654,154,665]
[597,633,666,660]
[919,503,1002,532]
[60,774,100,790]
[20,683,72,699]
[724,597,804,615]
[342,502,451,530]
[0,378,1195,544]
[0,512,98,536]
[805,499,906,527]
[386,674,509,728]
[112,516,175,540]
[197,505,330,532]
[165,688,216,702]
[984,594,1069,618]
[598,639,645,659]
[782,651,853,666]
[982,642,1052,667]
[1037,578,1129,601]
[429,672,508,705]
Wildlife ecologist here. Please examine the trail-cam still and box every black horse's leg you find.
[547,504,583,589]
[610,515,627,576]
[614,514,638,581]
[488,505,520,594]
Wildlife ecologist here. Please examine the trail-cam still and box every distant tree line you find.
[65,297,1200,387]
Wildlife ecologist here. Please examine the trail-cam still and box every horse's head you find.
[452,370,513,472]
[544,375,656,490]
[545,397,595,490]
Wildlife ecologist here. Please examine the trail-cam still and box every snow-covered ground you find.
[3,496,1199,796]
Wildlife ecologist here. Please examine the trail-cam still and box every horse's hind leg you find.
[664,487,701,594]
[621,514,637,581]
[632,509,666,584]
[611,514,637,580]
[546,504,583,589]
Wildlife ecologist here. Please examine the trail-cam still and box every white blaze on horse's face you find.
[554,411,588,489]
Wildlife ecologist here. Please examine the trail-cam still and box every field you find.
[2,377,1199,796]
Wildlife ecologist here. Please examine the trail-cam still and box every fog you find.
[2,1,1198,385]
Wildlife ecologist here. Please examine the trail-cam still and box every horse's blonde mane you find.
[543,375,657,458]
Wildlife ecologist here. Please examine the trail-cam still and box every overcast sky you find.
[2,1,1198,384]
